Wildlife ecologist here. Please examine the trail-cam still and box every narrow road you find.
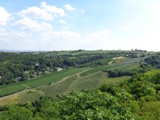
[0,68,90,101]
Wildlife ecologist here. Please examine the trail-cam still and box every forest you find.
[0,50,160,120]
[0,50,143,85]
[0,70,160,119]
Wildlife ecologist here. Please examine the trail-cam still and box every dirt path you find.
[22,84,30,88]
[40,68,91,88]
[64,71,102,95]
[0,90,27,101]
[0,68,90,102]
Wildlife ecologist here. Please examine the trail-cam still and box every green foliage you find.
[19,92,42,104]
[1,50,143,85]
[40,76,77,97]
[57,90,132,119]
[0,90,133,119]
[99,83,108,92]
[1,70,160,119]
[2,50,160,119]
[66,72,101,93]
[0,68,86,97]
[3,104,33,120]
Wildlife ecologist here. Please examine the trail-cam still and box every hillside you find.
[0,50,160,119]
[0,70,160,119]
[0,50,149,85]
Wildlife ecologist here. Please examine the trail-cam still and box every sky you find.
[0,0,160,51]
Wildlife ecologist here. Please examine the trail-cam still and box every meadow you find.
[16,71,131,104]
[0,50,150,105]
[0,68,86,97]
[39,76,77,97]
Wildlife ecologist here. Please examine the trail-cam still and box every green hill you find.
[1,70,160,119]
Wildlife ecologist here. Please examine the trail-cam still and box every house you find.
[16,77,22,81]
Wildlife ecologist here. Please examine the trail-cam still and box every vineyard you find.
[0,55,148,105]
[19,92,41,104]
[40,76,77,97]
[65,72,101,94]
[0,63,137,105]
[0,68,86,97]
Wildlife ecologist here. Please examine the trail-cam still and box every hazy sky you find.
[0,0,160,51]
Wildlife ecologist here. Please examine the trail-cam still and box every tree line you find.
[0,70,160,119]
[0,51,146,85]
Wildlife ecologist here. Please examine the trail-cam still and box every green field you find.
[0,68,87,97]
[39,76,77,97]
[98,72,130,86]
[65,72,101,94]
[41,71,131,96]
[19,92,41,104]
[0,58,140,97]
[0,54,147,104]
[15,70,132,104]
[35,50,148,56]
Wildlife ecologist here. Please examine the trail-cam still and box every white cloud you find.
[38,30,81,50]
[0,30,31,44]
[86,29,109,41]
[17,2,66,21]
[41,30,80,43]
[59,20,67,24]
[41,2,65,16]
[74,29,112,50]
[61,26,70,29]
[64,4,76,11]
[17,6,54,20]
[0,6,11,25]
[13,18,53,31]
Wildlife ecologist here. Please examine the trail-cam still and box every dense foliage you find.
[0,52,58,85]
[106,53,160,78]
[0,50,144,85]
[0,70,160,119]
[141,53,160,69]
[107,68,139,77]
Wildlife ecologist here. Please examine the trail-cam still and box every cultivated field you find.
[0,68,87,97]
[0,54,148,105]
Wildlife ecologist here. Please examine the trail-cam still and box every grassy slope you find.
[39,76,77,97]
[0,56,143,97]
[65,72,101,94]
[98,72,130,86]
[19,92,42,104]
[18,72,131,104]
[0,52,149,104]
[80,60,140,77]
[39,50,152,57]
[0,68,86,97]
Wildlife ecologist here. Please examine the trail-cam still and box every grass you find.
[0,93,22,106]
[19,92,41,104]
[39,50,140,56]
[80,57,145,77]
[40,76,77,97]
[80,63,127,77]
[44,51,72,56]
[66,72,101,93]
[0,71,131,105]
[0,84,27,97]
[98,72,130,87]
[0,68,87,97]
[105,76,131,84]
[25,68,86,88]
[98,72,108,86]
[0,56,142,97]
